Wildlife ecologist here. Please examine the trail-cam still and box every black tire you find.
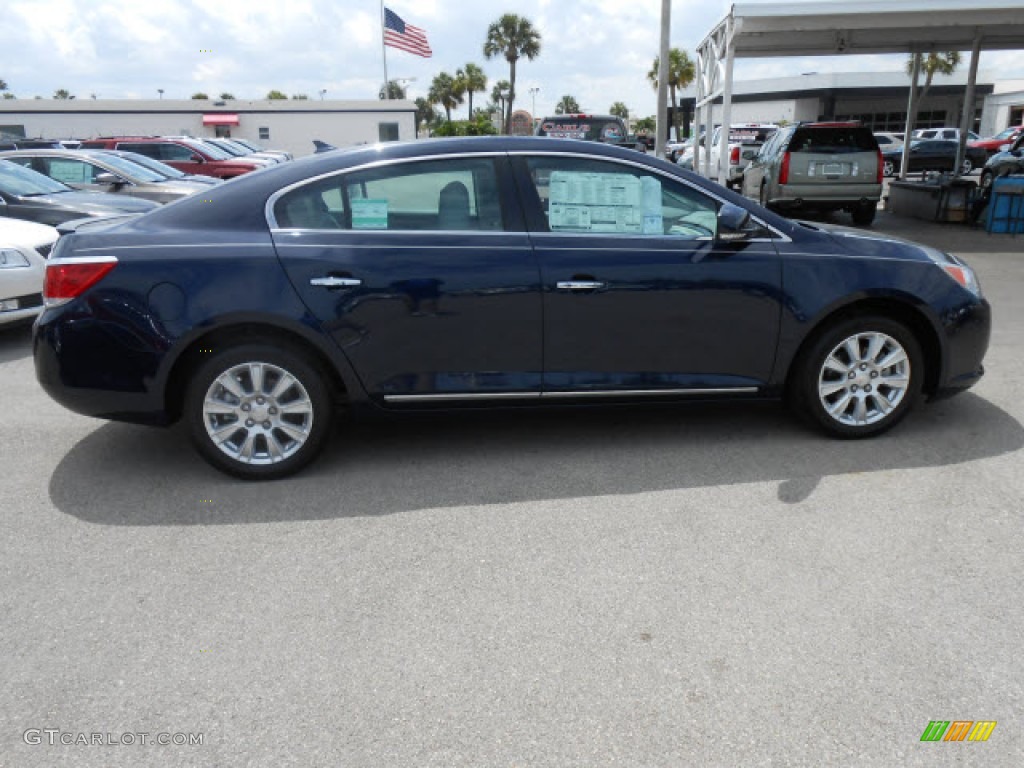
[184,343,332,480]
[791,315,924,439]
[851,202,876,226]
[979,170,993,189]
[961,157,974,175]
[759,181,770,209]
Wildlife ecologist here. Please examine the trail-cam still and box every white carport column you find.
[956,34,983,177]
[717,16,736,187]
[899,53,921,182]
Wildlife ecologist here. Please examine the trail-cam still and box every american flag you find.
[384,8,432,58]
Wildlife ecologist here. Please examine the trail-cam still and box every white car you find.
[0,218,59,326]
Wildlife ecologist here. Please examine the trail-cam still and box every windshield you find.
[106,151,186,179]
[88,153,166,182]
[789,126,876,154]
[536,118,625,142]
[210,140,245,156]
[185,140,231,160]
[0,159,70,195]
[232,139,261,151]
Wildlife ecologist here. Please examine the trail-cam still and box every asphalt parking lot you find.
[1,212,1022,766]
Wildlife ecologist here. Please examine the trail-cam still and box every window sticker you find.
[351,198,388,229]
[547,171,662,234]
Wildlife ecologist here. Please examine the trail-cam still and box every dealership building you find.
[677,70,1024,137]
[0,98,418,157]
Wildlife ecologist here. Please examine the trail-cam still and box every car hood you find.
[795,220,938,264]
[18,191,159,214]
[0,217,60,245]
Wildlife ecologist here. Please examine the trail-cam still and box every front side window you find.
[43,158,101,184]
[523,156,719,239]
[274,157,504,232]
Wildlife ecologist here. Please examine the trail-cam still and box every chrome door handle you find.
[556,280,606,291]
[310,276,362,288]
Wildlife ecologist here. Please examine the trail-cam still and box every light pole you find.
[319,89,327,101]
[529,86,539,116]
[157,89,164,99]
[394,77,416,98]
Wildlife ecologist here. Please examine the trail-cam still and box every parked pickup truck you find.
[697,124,778,189]
[536,114,646,152]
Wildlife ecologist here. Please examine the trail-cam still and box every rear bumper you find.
[772,183,882,208]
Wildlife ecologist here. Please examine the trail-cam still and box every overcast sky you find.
[3,0,1022,118]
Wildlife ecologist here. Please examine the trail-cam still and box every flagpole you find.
[380,1,389,99]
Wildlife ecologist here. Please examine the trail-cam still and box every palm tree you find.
[414,97,440,136]
[647,48,696,140]
[378,80,408,100]
[428,72,463,122]
[905,52,958,129]
[609,102,629,120]
[489,80,511,127]
[191,92,209,100]
[53,88,74,100]
[554,94,580,115]
[483,13,541,134]
[220,92,235,100]
[455,63,487,119]
[266,90,288,100]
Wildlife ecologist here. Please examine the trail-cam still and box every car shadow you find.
[49,394,1023,525]
[0,323,33,364]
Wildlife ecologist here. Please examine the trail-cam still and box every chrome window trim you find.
[263,149,791,243]
[384,386,759,403]
[269,228,519,240]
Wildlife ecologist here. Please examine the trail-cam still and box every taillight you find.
[44,257,118,307]
[876,149,884,183]
[779,151,791,185]
[730,146,740,164]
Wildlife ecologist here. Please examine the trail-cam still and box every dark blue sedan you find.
[34,137,990,479]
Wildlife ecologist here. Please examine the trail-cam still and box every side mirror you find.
[717,203,752,242]
[95,172,122,185]
[190,154,205,163]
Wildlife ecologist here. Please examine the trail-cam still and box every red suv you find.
[79,137,259,179]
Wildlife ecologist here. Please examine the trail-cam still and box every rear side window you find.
[788,127,877,154]
[273,157,505,232]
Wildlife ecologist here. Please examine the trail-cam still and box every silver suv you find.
[742,122,882,225]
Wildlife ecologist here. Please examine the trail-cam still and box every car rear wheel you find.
[851,202,876,226]
[961,157,974,175]
[185,344,332,479]
[882,158,896,177]
[979,170,994,189]
[792,315,923,438]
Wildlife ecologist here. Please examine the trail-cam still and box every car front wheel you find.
[185,344,332,479]
[792,316,923,438]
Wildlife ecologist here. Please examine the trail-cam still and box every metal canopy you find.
[694,0,1024,184]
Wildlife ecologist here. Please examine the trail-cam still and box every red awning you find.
[202,113,239,126]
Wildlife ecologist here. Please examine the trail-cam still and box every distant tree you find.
[634,115,656,133]
[414,96,441,136]
[610,102,629,120]
[428,72,463,122]
[378,80,408,100]
[489,79,511,127]
[53,89,74,100]
[2,93,15,100]
[220,92,235,100]
[647,48,696,140]
[266,90,288,100]
[291,93,309,100]
[0,78,7,92]
[907,52,961,114]
[554,94,580,115]
[191,92,209,99]
[455,63,487,118]
[483,13,542,134]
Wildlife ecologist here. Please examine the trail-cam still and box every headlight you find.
[0,248,30,269]
[921,246,982,298]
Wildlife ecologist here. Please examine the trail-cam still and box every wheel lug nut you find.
[263,421,272,429]
[851,385,858,392]
[860,364,867,371]
[257,397,265,404]
[269,407,277,415]
[241,403,250,411]
[848,371,856,379]
[870,371,878,378]
[865,385,872,392]
[245,419,254,427]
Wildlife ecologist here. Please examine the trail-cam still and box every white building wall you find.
[0,100,417,157]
